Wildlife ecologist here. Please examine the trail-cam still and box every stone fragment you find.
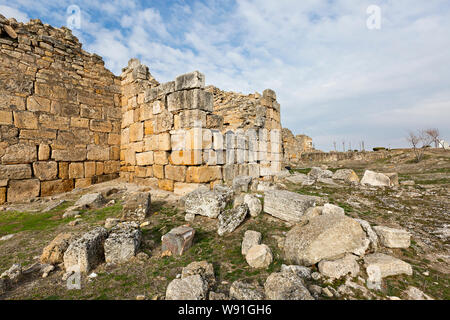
[246,244,273,269]
[122,192,151,221]
[318,254,360,279]
[175,71,205,91]
[63,227,109,273]
[232,176,252,193]
[354,218,378,251]
[322,203,345,217]
[229,281,265,300]
[104,222,142,263]
[264,190,317,222]
[184,186,232,219]
[404,286,434,300]
[264,271,314,300]
[285,173,308,184]
[161,226,195,256]
[364,253,413,281]
[332,169,360,183]
[217,204,248,236]
[373,226,411,248]
[40,233,74,265]
[284,214,367,266]
[241,230,262,255]
[181,261,215,289]
[361,170,391,187]
[308,167,333,180]
[243,194,262,217]
[73,193,105,210]
[166,275,208,300]
[280,265,312,279]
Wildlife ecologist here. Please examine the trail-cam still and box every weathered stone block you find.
[52,149,87,162]
[129,122,144,142]
[90,119,112,132]
[174,182,202,196]
[186,166,222,183]
[0,110,12,125]
[87,145,110,161]
[0,187,5,204]
[158,179,174,192]
[69,163,84,179]
[161,226,195,256]
[38,144,50,161]
[41,233,74,265]
[122,192,151,221]
[165,165,187,182]
[13,111,38,129]
[175,71,205,91]
[264,190,318,222]
[33,161,58,181]
[104,222,142,264]
[373,226,411,248]
[242,230,262,255]
[63,227,109,273]
[136,151,154,166]
[41,180,74,197]
[1,144,37,164]
[154,151,169,165]
[7,179,40,202]
[0,164,32,180]
[154,110,173,133]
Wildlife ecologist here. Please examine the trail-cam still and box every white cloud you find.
[0,5,29,22]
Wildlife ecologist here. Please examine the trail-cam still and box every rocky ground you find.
[0,148,448,300]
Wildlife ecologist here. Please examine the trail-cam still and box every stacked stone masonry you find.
[0,15,283,203]
[0,16,121,204]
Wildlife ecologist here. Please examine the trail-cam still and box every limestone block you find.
[175,71,205,91]
[246,244,273,269]
[242,230,262,255]
[41,233,74,265]
[154,151,169,165]
[104,222,142,264]
[0,110,12,125]
[158,179,174,192]
[318,254,360,279]
[38,144,50,161]
[0,164,32,180]
[136,151,154,166]
[186,166,222,183]
[69,163,84,179]
[41,180,74,197]
[13,111,38,129]
[1,144,37,164]
[373,226,411,248]
[33,161,58,181]
[0,188,5,204]
[63,227,109,273]
[174,182,203,196]
[90,119,112,132]
[154,110,173,133]
[153,100,163,115]
[52,149,87,162]
[161,226,195,256]
[7,179,40,202]
[129,122,144,142]
[153,165,165,179]
[264,190,318,222]
[165,165,187,182]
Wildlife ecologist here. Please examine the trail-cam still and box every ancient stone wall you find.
[119,60,283,196]
[0,17,121,204]
[282,129,314,165]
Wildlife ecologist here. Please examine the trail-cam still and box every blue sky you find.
[1,0,450,151]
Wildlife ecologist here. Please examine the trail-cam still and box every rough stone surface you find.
[373,226,411,248]
[243,194,262,217]
[241,230,262,255]
[229,281,265,300]
[165,275,208,300]
[364,253,413,280]
[122,192,151,221]
[246,244,273,268]
[318,254,360,279]
[184,186,232,219]
[264,190,318,222]
[104,222,142,263]
[322,203,345,216]
[217,204,248,236]
[161,225,195,256]
[308,167,333,180]
[284,214,368,266]
[280,265,312,279]
[332,169,360,183]
[264,271,314,300]
[40,233,74,265]
[232,176,252,193]
[181,261,215,289]
[63,227,109,273]
[73,193,105,210]
[354,218,378,251]
[285,173,308,184]
[361,170,391,187]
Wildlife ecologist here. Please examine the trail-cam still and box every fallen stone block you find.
[63,227,109,273]
[332,169,360,183]
[361,170,391,187]
[322,203,345,216]
[246,244,273,269]
[73,193,105,210]
[364,253,413,283]
[243,194,262,217]
[166,275,208,300]
[122,192,151,221]
[40,233,74,265]
[264,190,318,222]
[161,225,195,256]
[184,186,232,219]
[308,167,333,180]
[264,271,314,300]
[284,214,368,266]
[217,204,248,236]
[181,261,215,289]
[318,254,360,279]
[232,176,252,193]
[104,222,142,264]
[229,281,265,300]
[373,226,411,248]
[280,265,312,279]
[241,230,262,255]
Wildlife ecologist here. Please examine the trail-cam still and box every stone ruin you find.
[0,16,283,204]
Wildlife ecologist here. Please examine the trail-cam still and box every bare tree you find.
[406,130,434,162]
[424,128,441,148]
[333,141,337,152]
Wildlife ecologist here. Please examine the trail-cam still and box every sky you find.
[1,0,449,151]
